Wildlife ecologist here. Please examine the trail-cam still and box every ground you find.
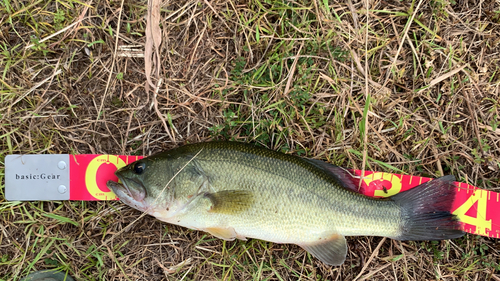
[1,0,500,280]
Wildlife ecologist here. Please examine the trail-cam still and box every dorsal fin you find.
[303,158,363,194]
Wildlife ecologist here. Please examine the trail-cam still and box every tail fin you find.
[392,175,464,241]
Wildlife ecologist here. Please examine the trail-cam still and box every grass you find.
[1,0,500,280]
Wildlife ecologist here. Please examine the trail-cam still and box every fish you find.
[106,141,464,266]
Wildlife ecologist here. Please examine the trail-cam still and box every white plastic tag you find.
[5,154,70,201]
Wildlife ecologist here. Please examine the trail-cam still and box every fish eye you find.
[133,162,146,175]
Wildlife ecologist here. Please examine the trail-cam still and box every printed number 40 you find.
[452,189,492,236]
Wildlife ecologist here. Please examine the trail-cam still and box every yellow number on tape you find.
[363,172,402,197]
[452,189,492,236]
[85,155,126,200]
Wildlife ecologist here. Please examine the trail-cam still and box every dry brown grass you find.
[1,0,499,280]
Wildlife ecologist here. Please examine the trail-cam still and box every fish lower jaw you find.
[118,198,147,212]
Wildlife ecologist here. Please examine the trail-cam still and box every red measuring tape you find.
[63,154,499,238]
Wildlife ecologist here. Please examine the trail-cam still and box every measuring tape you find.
[5,154,499,238]
[351,170,497,238]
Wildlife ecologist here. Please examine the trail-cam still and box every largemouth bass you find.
[107,141,464,265]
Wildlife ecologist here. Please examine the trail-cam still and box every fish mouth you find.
[106,177,148,211]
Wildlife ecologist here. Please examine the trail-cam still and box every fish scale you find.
[185,143,402,239]
[107,141,464,265]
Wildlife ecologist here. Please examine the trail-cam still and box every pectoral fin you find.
[299,233,347,266]
[204,190,253,214]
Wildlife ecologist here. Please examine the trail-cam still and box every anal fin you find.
[299,233,347,266]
